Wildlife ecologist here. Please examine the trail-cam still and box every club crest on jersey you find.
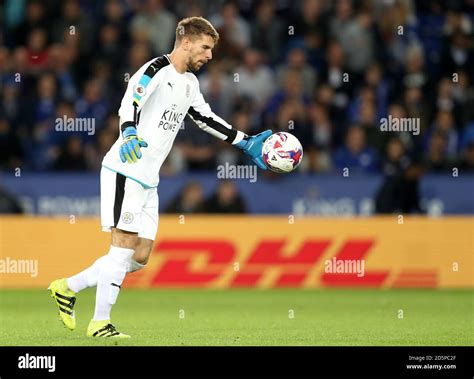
[122,212,134,224]
[186,84,190,98]
[133,84,146,97]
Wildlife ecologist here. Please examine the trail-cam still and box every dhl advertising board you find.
[0,216,472,288]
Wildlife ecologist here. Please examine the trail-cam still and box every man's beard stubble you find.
[187,58,205,72]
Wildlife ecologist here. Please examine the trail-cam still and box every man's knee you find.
[131,238,154,266]
[132,251,149,265]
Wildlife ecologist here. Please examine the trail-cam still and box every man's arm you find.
[118,57,169,163]
[187,87,272,169]
[187,90,246,144]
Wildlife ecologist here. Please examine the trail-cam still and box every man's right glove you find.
[119,126,148,163]
[235,130,272,169]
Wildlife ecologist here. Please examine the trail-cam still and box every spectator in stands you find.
[0,118,23,170]
[264,69,309,127]
[424,130,453,172]
[308,101,333,150]
[402,44,430,92]
[130,0,176,55]
[375,137,422,214]
[11,46,30,77]
[52,0,95,56]
[403,86,430,133]
[385,102,416,152]
[0,186,23,214]
[53,135,88,171]
[364,62,389,120]
[215,110,253,168]
[101,0,129,42]
[319,39,352,120]
[376,0,420,73]
[31,100,74,170]
[175,122,217,171]
[329,0,354,44]
[127,42,152,74]
[0,47,10,75]
[91,59,119,105]
[204,180,246,213]
[336,8,376,77]
[210,0,251,61]
[74,79,108,137]
[457,142,474,172]
[48,43,78,101]
[250,0,285,65]
[96,23,124,68]
[436,77,456,113]
[457,123,474,171]
[334,125,379,173]
[85,116,117,171]
[425,110,459,159]
[165,181,206,213]
[236,48,275,111]
[292,0,328,41]
[305,102,333,173]
[276,47,317,97]
[313,83,346,138]
[440,14,474,79]
[25,28,50,73]
[174,0,204,19]
[357,95,386,155]
[452,71,474,125]
[199,61,236,121]
[32,72,58,125]
[275,99,308,143]
[14,0,48,46]
[0,77,21,125]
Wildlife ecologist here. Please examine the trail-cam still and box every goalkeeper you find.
[48,16,271,338]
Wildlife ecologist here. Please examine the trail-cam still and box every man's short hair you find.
[175,16,219,45]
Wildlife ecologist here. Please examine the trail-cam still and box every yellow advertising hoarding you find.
[0,216,472,288]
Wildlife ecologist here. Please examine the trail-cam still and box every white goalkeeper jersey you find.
[102,54,246,188]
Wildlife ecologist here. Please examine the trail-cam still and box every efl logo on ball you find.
[262,132,303,173]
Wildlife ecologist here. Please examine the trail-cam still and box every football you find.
[262,132,303,173]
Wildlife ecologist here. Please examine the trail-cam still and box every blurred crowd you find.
[1,0,474,177]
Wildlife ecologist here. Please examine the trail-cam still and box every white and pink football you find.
[262,132,303,173]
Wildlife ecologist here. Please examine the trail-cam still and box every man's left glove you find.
[119,126,148,163]
[235,130,272,169]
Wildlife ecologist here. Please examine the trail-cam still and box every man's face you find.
[186,34,214,72]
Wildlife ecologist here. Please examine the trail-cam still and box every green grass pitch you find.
[0,289,472,346]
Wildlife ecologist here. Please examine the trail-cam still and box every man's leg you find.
[66,256,108,293]
[65,236,152,293]
[50,168,156,336]
[86,169,148,338]
[132,237,154,266]
[51,206,155,334]
[86,231,155,338]
[91,228,137,322]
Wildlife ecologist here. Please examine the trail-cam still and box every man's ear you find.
[181,37,190,51]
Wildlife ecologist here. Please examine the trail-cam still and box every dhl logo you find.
[125,239,438,288]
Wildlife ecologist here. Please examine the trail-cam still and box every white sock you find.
[67,256,145,293]
[67,255,108,293]
[93,246,134,321]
